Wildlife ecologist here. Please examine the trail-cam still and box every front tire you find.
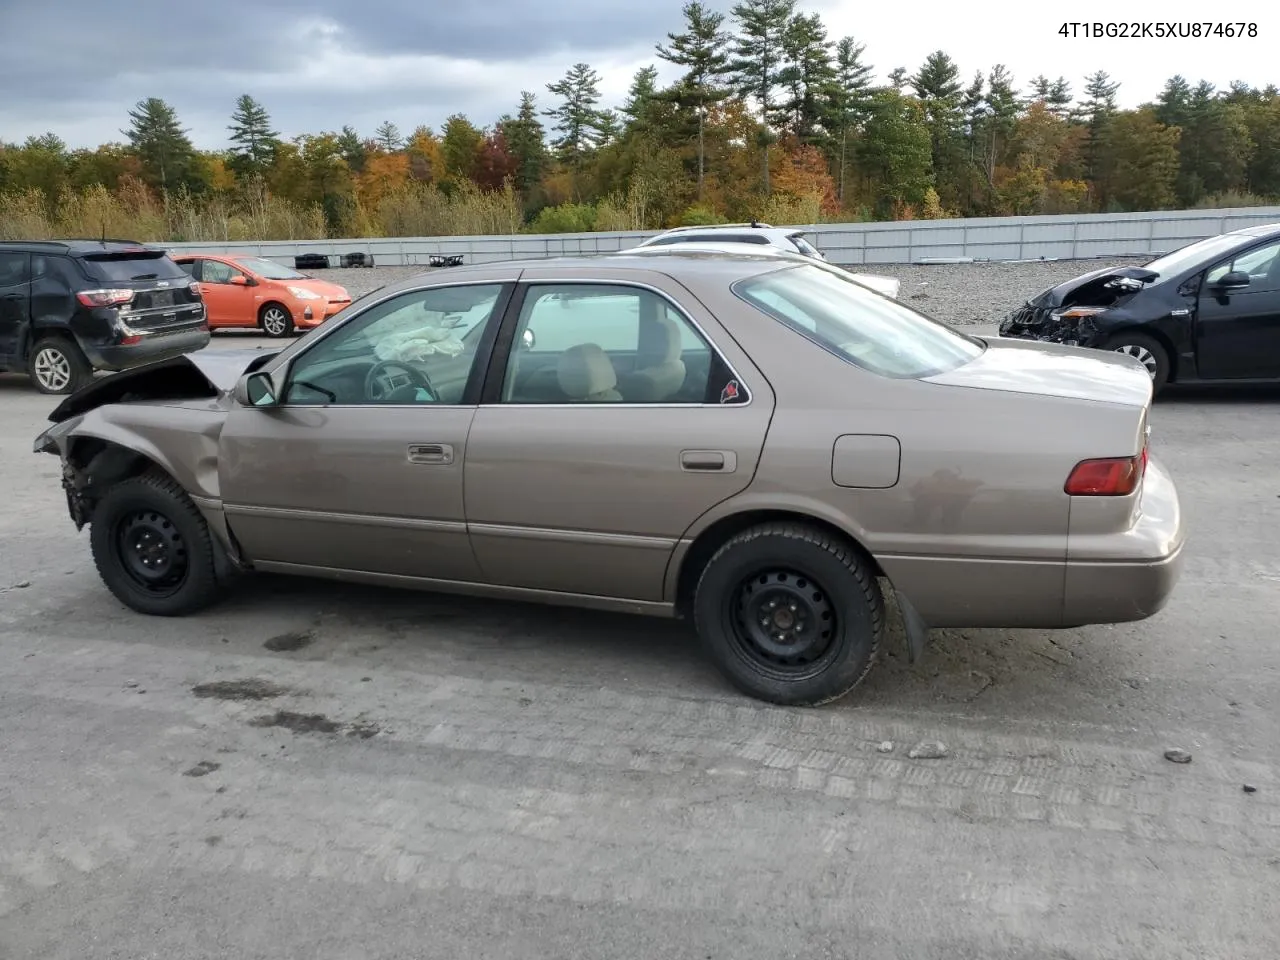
[692,522,884,706]
[89,470,230,616]
[1106,331,1169,395]
[259,303,294,338]
[28,336,92,395]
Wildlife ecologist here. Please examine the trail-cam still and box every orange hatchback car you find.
[172,253,352,338]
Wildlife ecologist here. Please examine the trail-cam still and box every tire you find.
[27,336,92,395]
[1105,331,1169,395]
[89,469,231,616]
[692,522,884,706]
[259,303,294,338]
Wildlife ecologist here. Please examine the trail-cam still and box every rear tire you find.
[692,522,884,706]
[259,303,294,338]
[1106,331,1169,395]
[89,469,231,616]
[28,336,92,395]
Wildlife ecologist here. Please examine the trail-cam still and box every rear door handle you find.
[681,449,736,472]
[407,443,454,465]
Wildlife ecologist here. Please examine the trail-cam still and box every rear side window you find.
[78,251,189,283]
[0,252,31,287]
[733,263,984,379]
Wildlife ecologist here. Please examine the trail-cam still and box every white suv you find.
[629,223,900,299]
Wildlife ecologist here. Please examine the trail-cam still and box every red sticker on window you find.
[719,380,740,404]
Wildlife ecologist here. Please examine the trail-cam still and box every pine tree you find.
[544,62,608,182]
[824,36,873,203]
[778,11,834,143]
[655,0,732,200]
[123,97,196,193]
[1078,70,1120,200]
[499,91,548,193]
[226,94,278,175]
[727,0,797,193]
[337,125,367,174]
[374,121,403,152]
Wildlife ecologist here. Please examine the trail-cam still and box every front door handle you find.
[681,449,736,472]
[407,443,454,465]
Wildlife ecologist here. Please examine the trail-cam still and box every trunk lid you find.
[923,336,1153,407]
[79,250,205,330]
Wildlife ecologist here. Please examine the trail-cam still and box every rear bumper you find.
[82,325,212,371]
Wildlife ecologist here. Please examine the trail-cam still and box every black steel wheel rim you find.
[115,510,189,595]
[727,568,839,679]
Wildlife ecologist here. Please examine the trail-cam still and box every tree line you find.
[2,0,1279,243]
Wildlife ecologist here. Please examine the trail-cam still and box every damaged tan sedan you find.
[34,250,1186,706]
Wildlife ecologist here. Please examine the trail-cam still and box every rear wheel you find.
[692,522,884,706]
[89,470,231,616]
[1106,331,1169,395]
[27,336,92,395]
[259,303,294,338]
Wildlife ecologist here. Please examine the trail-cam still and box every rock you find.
[1164,748,1193,764]
[14,581,31,589]
[876,741,894,754]
[183,760,221,778]
[907,740,948,760]
[1243,784,1258,794]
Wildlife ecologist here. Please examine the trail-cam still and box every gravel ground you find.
[312,256,1147,327]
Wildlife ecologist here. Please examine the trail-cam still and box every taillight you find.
[188,281,202,298]
[77,288,133,308]
[1064,449,1147,496]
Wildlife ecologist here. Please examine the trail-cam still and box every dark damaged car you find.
[998,222,1280,394]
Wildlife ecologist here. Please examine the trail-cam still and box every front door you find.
[218,280,513,581]
[0,251,31,367]
[197,258,258,326]
[464,273,775,602]
[1196,239,1280,380]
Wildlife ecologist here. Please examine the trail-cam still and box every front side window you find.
[788,235,822,258]
[733,263,984,379]
[201,259,246,284]
[501,283,746,405]
[283,283,505,405]
[1205,240,1280,292]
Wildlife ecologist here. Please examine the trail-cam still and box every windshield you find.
[80,252,188,282]
[733,263,984,379]
[1141,234,1253,279]
[235,256,306,280]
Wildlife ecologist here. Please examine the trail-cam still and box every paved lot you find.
[1,327,1278,959]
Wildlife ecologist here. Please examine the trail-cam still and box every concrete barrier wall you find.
[155,206,1280,267]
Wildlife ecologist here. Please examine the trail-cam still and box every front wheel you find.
[89,470,231,616]
[259,304,294,338]
[28,336,92,395]
[1106,331,1169,395]
[692,522,884,706]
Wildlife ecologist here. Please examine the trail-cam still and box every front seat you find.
[617,314,687,402]
[557,343,623,402]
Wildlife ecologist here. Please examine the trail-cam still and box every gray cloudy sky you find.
[1,0,1276,149]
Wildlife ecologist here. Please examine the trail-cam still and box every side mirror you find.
[521,328,536,350]
[1214,270,1250,290]
[229,275,249,286]
[234,371,278,407]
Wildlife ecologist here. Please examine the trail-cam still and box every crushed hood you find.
[1029,264,1159,309]
[48,348,277,423]
[924,336,1153,407]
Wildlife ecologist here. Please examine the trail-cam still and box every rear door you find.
[462,266,776,602]
[0,251,31,366]
[1195,239,1280,379]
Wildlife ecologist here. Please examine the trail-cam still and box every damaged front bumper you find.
[998,303,1107,347]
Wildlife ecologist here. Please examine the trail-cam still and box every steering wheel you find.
[364,359,436,402]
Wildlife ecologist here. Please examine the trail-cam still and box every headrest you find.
[557,343,617,399]
[639,314,683,364]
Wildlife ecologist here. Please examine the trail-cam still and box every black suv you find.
[0,239,210,394]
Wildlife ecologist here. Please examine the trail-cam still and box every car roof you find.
[0,239,160,256]
[1231,221,1280,238]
